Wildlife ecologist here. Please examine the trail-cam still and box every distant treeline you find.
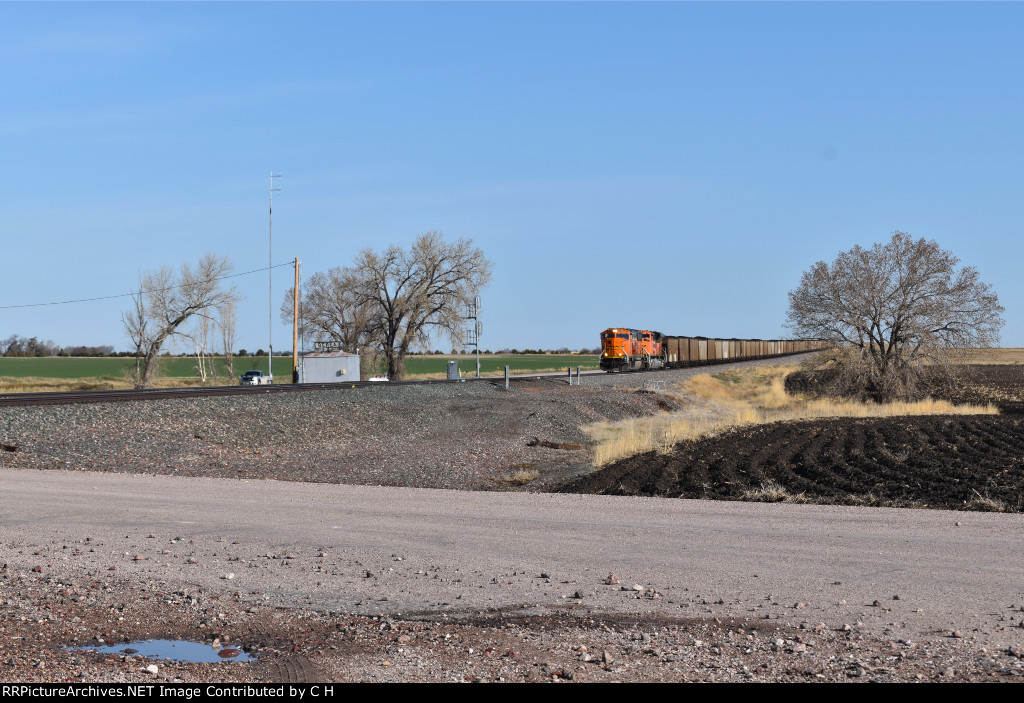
[0,334,600,358]
[496,347,601,355]
[0,335,119,358]
[0,335,289,359]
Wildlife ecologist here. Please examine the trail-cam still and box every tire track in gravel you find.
[263,654,327,683]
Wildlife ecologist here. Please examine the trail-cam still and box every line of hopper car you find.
[599,328,829,372]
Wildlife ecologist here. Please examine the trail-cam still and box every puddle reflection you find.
[70,639,256,663]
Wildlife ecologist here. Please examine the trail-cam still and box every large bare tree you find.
[287,231,492,380]
[786,231,1004,401]
[280,267,374,355]
[357,232,492,380]
[123,254,240,388]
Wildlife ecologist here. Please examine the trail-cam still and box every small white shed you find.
[298,351,361,383]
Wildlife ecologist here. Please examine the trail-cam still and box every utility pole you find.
[292,257,300,383]
[269,172,281,381]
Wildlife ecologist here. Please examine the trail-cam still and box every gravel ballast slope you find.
[0,356,808,491]
[0,378,667,490]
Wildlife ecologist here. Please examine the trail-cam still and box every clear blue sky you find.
[2,2,1022,354]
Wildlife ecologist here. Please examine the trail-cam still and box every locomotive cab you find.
[600,328,666,372]
[600,329,632,371]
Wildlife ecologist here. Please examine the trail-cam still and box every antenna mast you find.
[269,172,281,380]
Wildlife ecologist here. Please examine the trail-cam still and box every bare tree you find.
[355,231,492,380]
[187,311,214,383]
[288,231,492,381]
[280,267,374,354]
[786,231,1004,401]
[219,299,238,380]
[123,254,240,388]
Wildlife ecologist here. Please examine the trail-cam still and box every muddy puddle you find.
[69,639,256,663]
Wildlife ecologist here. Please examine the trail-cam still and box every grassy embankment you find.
[585,365,999,467]
[0,354,600,392]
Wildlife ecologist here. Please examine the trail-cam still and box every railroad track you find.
[0,374,568,407]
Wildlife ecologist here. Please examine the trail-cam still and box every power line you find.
[0,262,295,310]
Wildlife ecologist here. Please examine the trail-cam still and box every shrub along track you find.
[558,365,1024,512]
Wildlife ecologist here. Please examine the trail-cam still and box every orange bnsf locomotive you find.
[599,328,668,372]
[600,328,828,372]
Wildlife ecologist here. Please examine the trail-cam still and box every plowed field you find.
[559,365,1024,511]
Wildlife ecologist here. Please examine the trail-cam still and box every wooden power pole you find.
[292,257,300,383]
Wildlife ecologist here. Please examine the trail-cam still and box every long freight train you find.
[599,327,828,372]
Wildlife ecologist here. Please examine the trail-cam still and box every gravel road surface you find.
[4,468,1024,682]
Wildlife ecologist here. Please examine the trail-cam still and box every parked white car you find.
[240,370,273,386]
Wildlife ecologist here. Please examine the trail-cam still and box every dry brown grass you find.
[965,490,1011,513]
[585,365,998,466]
[505,468,541,485]
[742,482,811,504]
[0,376,236,393]
[491,467,541,487]
[0,377,119,393]
[962,348,1024,365]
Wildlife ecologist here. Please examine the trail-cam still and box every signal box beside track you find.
[298,351,362,383]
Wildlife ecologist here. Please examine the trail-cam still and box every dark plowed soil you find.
[937,364,1024,416]
[559,365,1024,512]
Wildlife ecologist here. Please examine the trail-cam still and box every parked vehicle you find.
[240,370,273,386]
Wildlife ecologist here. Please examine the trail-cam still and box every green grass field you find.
[0,354,600,389]
[0,356,274,380]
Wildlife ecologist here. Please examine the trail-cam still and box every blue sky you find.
[2,2,1022,353]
